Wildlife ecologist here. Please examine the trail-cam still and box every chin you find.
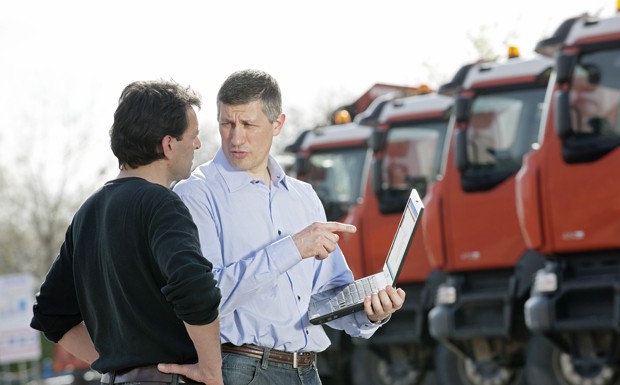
[230,160,249,171]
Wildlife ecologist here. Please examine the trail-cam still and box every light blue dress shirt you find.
[173,149,380,352]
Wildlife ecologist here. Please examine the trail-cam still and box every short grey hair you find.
[216,69,282,123]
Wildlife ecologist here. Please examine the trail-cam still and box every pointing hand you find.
[292,222,356,259]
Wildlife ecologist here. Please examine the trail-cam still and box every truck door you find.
[445,86,546,271]
[545,47,620,252]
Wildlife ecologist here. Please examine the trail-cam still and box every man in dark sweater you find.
[31,80,223,385]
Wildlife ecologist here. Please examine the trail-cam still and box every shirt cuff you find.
[266,236,302,274]
[355,312,391,329]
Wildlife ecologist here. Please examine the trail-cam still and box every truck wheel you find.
[525,334,619,385]
[350,344,426,385]
[434,343,525,385]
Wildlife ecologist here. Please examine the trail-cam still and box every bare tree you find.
[0,81,108,280]
[468,25,501,62]
[0,145,104,280]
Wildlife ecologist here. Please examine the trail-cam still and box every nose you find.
[194,136,201,150]
[230,127,245,146]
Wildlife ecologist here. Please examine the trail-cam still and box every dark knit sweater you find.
[31,177,221,373]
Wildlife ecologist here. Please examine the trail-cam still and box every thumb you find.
[157,363,182,374]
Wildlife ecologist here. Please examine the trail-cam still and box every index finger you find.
[324,222,357,234]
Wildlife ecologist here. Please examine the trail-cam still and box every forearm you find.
[184,319,223,383]
[58,322,99,366]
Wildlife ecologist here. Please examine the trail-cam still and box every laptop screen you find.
[385,195,421,280]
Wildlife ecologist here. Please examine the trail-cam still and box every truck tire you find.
[525,334,619,385]
[434,343,525,385]
[350,344,426,385]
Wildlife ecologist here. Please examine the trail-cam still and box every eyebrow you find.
[240,118,257,125]
[218,117,257,125]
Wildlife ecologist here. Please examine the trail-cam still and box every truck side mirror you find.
[454,129,469,172]
[556,53,576,84]
[454,96,472,122]
[554,90,573,139]
[294,156,309,176]
[368,130,386,152]
[371,158,383,196]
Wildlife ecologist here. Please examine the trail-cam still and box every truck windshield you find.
[306,147,369,221]
[382,121,448,198]
[466,87,545,175]
[569,48,620,141]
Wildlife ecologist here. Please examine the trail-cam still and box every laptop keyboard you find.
[330,276,379,310]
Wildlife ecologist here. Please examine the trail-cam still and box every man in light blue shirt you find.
[160,69,406,385]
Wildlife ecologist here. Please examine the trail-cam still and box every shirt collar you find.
[213,149,289,192]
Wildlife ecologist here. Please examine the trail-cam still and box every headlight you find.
[436,285,457,305]
[533,270,558,293]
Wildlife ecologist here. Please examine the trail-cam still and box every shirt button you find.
[297,295,301,300]
[306,330,309,334]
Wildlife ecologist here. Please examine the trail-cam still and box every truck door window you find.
[570,49,620,139]
[462,87,545,191]
[558,48,620,163]
[306,148,369,221]
[383,121,447,198]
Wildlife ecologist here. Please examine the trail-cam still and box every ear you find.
[273,113,286,137]
[161,135,175,160]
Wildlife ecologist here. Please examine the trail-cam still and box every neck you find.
[264,168,272,186]
[118,163,171,188]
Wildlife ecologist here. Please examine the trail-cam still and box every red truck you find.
[287,89,453,385]
[517,11,620,385]
[423,51,553,385]
[52,344,100,385]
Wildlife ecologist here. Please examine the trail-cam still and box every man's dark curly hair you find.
[110,80,201,169]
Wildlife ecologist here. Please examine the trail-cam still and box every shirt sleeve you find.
[30,225,83,343]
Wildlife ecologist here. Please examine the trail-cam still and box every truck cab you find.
[288,91,452,385]
[423,52,552,385]
[291,122,372,225]
[518,12,620,385]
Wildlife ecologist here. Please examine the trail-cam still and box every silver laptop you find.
[308,188,424,325]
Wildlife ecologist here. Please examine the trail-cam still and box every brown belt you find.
[101,365,200,384]
[221,343,316,368]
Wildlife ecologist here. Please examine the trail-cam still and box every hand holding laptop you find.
[308,188,423,325]
[292,222,357,260]
[364,285,406,324]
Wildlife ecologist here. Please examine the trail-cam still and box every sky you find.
[0,0,614,193]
